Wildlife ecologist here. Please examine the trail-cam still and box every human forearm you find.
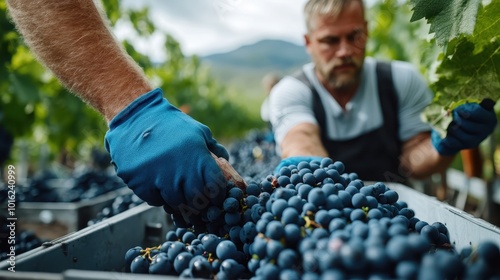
[6,0,151,122]
[400,132,455,179]
[280,123,328,158]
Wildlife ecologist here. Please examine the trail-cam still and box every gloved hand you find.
[104,88,229,218]
[432,99,497,156]
[274,156,324,175]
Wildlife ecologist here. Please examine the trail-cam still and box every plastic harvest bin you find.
[1,182,499,280]
[16,187,133,240]
[0,203,174,279]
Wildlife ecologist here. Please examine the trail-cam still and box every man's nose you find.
[336,38,353,57]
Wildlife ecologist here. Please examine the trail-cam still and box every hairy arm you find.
[280,123,329,158]
[6,0,151,122]
[399,132,455,179]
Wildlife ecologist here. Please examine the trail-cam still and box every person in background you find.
[5,0,243,223]
[260,72,282,124]
[270,0,497,183]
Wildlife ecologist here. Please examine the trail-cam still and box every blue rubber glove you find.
[274,156,324,175]
[104,88,229,216]
[431,99,497,156]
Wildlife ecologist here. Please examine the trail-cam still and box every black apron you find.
[293,62,407,183]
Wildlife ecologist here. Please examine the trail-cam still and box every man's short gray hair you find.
[304,0,365,33]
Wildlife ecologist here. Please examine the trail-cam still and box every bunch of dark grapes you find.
[15,171,60,203]
[125,158,500,279]
[60,169,126,202]
[15,169,126,203]
[87,193,144,226]
[0,216,46,261]
[228,129,281,180]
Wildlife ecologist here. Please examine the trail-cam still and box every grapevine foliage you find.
[0,0,260,166]
[409,0,482,47]
[409,1,500,133]
[432,36,500,109]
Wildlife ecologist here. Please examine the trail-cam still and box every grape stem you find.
[304,214,321,228]
[140,245,161,261]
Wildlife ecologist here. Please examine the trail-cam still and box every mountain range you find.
[199,39,312,107]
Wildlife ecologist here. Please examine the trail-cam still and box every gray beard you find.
[327,71,362,91]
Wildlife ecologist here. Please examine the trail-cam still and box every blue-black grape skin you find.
[130,255,149,274]
[149,252,174,275]
[122,153,500,279]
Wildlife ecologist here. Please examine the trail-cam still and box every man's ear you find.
[304,34,311,46]
[304,34,312,54]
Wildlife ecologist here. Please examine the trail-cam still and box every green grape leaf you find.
[409,0,482,47]
[101,0,121,26]
[424,1,500,111]
[421,103,451,138]
[471,1,500,53]
[129,8,155,37]
[9,72,41,103]
[422,98,485,138]
[423,35,500,135]
[431,37,500,108]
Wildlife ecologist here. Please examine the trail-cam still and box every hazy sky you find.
[117,0,309,61]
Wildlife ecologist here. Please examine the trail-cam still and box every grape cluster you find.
[59,169,126,202]
[13,169,126,203]
[228,129,281,181]
[0,216,46,261]
[87,193,144,226]
[125,158,500,279]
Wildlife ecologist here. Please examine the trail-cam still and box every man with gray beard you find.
[271,0,497,183]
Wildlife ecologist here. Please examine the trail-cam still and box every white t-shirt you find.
[260,97,270,122]
[269,57,433,155]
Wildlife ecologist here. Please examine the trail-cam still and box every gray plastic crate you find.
[387,182,500,251]
[1,183,500,280]
[16,187,133,240]
[0,203,174,279]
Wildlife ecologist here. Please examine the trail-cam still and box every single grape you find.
[173,252,193,274]
[130,255,149,274]
[125,246,143,270]
[216,240,238,261]
[149,252,174,275]
[420,225,440,243]
[277,248,299,269]
[265,220,285,240]
[223,197,240,213]
[189,256,212,279]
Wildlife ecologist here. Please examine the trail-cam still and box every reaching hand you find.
[104,88,230,221]
[431,99,497,156]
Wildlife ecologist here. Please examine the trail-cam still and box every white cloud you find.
[118,0,308,60]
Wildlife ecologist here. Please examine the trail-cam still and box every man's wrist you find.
[107,88,165,129]
[104,84,153,123]
[431,130,460,156]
